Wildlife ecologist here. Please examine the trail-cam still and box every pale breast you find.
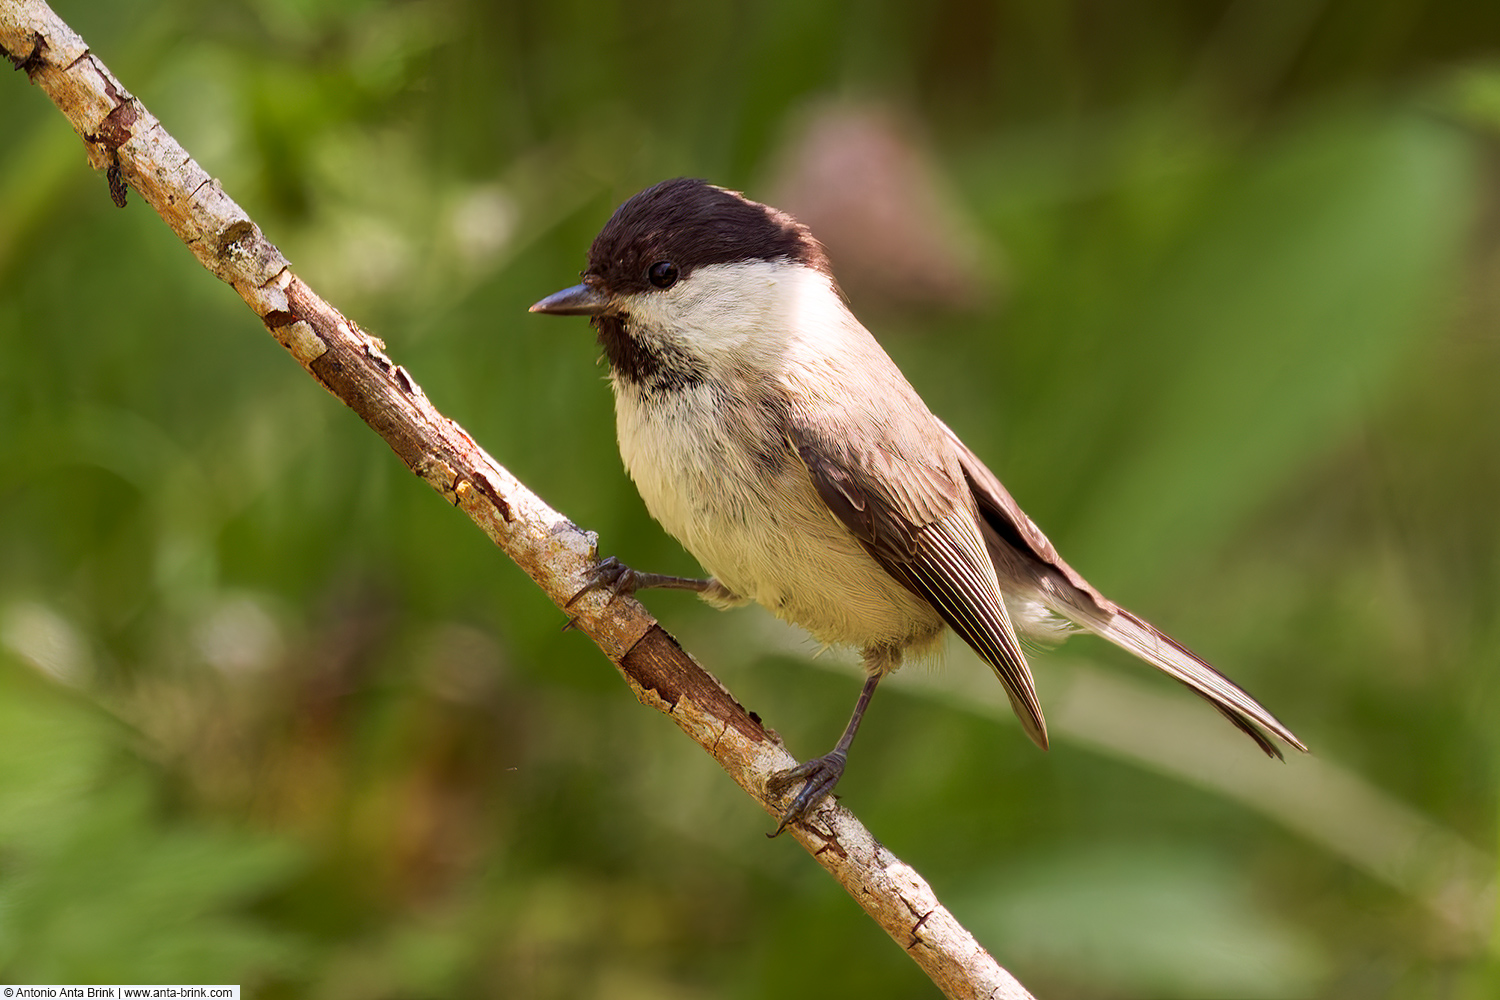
[612,380,943,654]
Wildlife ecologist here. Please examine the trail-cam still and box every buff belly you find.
[613,382,945,666]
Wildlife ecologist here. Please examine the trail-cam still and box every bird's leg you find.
[566,555,723,607]
[766,671,882,836]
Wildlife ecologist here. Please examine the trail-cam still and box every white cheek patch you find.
[621,260,845,373]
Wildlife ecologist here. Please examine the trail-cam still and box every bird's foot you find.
[766,749,847,837]
[565,556,712,608]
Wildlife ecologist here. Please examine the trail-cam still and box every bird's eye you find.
[647,261,679,289]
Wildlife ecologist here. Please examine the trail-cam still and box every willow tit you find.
[532,177,1305,833]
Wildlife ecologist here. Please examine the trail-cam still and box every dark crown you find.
[584,178,830,295]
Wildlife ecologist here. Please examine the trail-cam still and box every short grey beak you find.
[529,282,610,316]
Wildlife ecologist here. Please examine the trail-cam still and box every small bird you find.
[531,178,1305,833]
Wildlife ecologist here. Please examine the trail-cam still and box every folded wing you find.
[787,419,1050,749]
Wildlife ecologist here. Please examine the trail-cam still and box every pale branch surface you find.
[0,1,1035,996]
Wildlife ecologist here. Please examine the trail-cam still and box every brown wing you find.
[787,420,1049,749]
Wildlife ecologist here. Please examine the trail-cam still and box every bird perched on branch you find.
[531,178,1305,834]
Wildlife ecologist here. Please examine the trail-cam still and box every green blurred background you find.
[2,0,1499,996]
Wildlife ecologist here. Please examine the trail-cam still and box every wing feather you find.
[788,422,1049,748]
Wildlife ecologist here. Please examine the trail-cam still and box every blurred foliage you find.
[3,0,1500,997]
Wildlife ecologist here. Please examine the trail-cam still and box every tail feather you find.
[1075,605,1307,756]
[1210,702,1282,759]
[936,417,1307,758]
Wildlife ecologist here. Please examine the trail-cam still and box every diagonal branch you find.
[0,2,1035,996]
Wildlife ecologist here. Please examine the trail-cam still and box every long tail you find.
[1067,602,1307,757]
[937,417,1307,758]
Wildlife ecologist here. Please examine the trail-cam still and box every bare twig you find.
[0,2,1035,996]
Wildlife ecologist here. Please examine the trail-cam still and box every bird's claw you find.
[766,750,847,837]
[565,556,640,608]
[566,557,714,611]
